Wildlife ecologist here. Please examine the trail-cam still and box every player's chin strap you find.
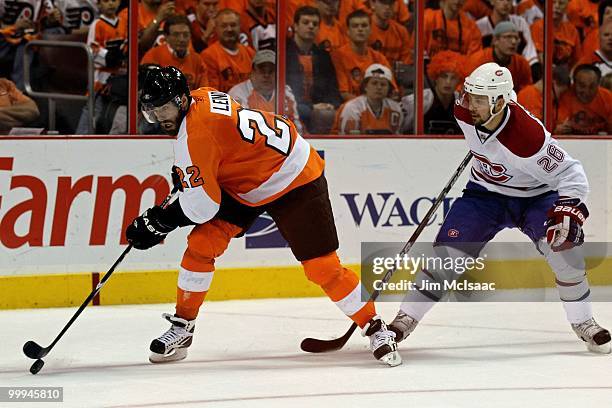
[481,98,508,128]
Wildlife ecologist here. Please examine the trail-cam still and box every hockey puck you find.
[29,359,44,375]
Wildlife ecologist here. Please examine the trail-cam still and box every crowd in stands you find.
[1,0,612,135]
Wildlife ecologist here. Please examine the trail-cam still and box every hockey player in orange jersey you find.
[125,66,402,367]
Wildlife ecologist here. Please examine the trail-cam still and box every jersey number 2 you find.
[237,109,292,156]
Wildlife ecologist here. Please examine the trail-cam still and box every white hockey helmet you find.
[463,62,514,113]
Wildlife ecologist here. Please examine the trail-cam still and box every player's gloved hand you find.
[126,206,177,250]
[545,198,589,252]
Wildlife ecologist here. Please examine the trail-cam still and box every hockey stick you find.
[23,185,180,374]
[300,151,474,353]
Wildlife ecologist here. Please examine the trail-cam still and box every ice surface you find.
[1,297,611,408]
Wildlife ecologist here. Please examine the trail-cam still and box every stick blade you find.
[23,341,46,359]
[300,336,349,353]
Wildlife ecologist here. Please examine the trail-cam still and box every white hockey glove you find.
[545,198,589,252]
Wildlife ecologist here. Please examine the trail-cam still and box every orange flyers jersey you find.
[576,50,612,78]
[200,41,255,93]
[557,87,612,134]
[369,19,413,65]
[240,5,276,50]
[517,0,543,25]
[331,44,391,96]
[87,15,127,91]
[316,18,347,52]
[174,87,324,224]
[332,95,403,134]
[424,8,483,57]
[467,48,533,92]
[516,84,543,121]
[228,79,304,134]
[531,18,581,66]
[141,44,208,90]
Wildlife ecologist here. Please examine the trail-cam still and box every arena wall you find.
[1,138,610,308]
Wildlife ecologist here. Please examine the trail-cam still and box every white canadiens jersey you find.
[454,101,589,201]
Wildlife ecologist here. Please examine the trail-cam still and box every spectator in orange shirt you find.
[576,20,612,78]
[556,64,612,134]
[286,6,342,134]
[517,63,570,122]
[333,63,403,134]
[142,15,209,90]
[369,0,414,65]
[119,0,176,55]
[0,77,39,133]
[579,1,612,65]
[331,9,392,101]
[401,50,464,134]
[229,49,303,134]
[240,0,276,50]
[314,0,348,52]
[468,21,533,92]
[363,0,412,26]
[567,0,599,41]
[462,0,493,20]
[200,8,255,92]
[190,0,220,53]
[424,0,483,58]
[531,0,581,66]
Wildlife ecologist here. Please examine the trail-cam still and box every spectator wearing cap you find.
[517,64,570,122]
[368,0,414,66]
[401,50,464,134]
[467,21,533,92]
[331,10,392,101]
[476,0,538,67]
[423,0,483,58]
[141,15,208,90]
[200,9,255,92]
[576,20,612,78]
[228,49,303,133]
[0,77,39,133]
[286,6,341,134]
[332,63,403,135]
[530,0,580,67]
[555,64,612,134]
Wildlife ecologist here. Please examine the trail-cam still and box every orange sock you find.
[175,288,208,320]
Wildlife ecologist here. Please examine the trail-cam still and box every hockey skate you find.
[149,313,196,363]
[571,318,611,354]
[362,316,402,367]
[389,311,419,343]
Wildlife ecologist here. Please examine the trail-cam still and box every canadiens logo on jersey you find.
[472,151,513,183]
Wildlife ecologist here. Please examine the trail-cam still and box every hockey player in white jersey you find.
[389,62,611,354]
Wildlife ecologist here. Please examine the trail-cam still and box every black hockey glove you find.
[126,206,177,250]
[545,198,589,252]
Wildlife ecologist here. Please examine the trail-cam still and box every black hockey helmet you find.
[140,65,190,112]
